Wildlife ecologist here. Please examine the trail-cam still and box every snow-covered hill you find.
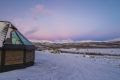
[107,38,120,42]
[31,39,104,43]
[31,37,120,44]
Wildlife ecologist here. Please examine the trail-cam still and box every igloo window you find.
[4,31,32,45]
[12,31,22,44]
[16,31,32,45]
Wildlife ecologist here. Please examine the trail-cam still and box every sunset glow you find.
[0,0,120,41]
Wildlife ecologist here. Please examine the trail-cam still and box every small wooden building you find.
[0,21,35,72]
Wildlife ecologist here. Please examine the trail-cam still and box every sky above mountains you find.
[0,0,120,41]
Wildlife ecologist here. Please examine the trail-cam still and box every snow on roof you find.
[0,21,10,47]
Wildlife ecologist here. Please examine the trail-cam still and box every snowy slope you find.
[31,39,104,43]
[0,51,120,80]
[108,38,120,42]
[60,48,120,55]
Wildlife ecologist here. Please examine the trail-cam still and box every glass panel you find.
[12,31,22,44]
[16,31,32,45]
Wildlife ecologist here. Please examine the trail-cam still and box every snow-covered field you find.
[0,51,120,80]
[60,48,120,55]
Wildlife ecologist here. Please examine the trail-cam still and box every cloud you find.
[12,16,77,40]
[12,4,53,37]
[11,4,84,40]
[31,4,52,18]
[33,4,44,14]
[12,18,39,35]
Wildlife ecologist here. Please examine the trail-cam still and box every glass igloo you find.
[0,21,35,72]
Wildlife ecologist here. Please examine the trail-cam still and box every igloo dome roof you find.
[0,21,32,47]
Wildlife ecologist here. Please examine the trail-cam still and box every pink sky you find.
[1,0,118,41]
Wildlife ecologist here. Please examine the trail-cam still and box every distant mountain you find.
[31,37,120,44]
[108,38,120,42]
[30,40,53,43]
[31,39,105,44]
[32,38,120,51]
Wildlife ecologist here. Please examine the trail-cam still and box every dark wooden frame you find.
[0,44,35,72]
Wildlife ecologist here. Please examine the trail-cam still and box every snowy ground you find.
[60,48,120,55]
[0,51,120,80]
